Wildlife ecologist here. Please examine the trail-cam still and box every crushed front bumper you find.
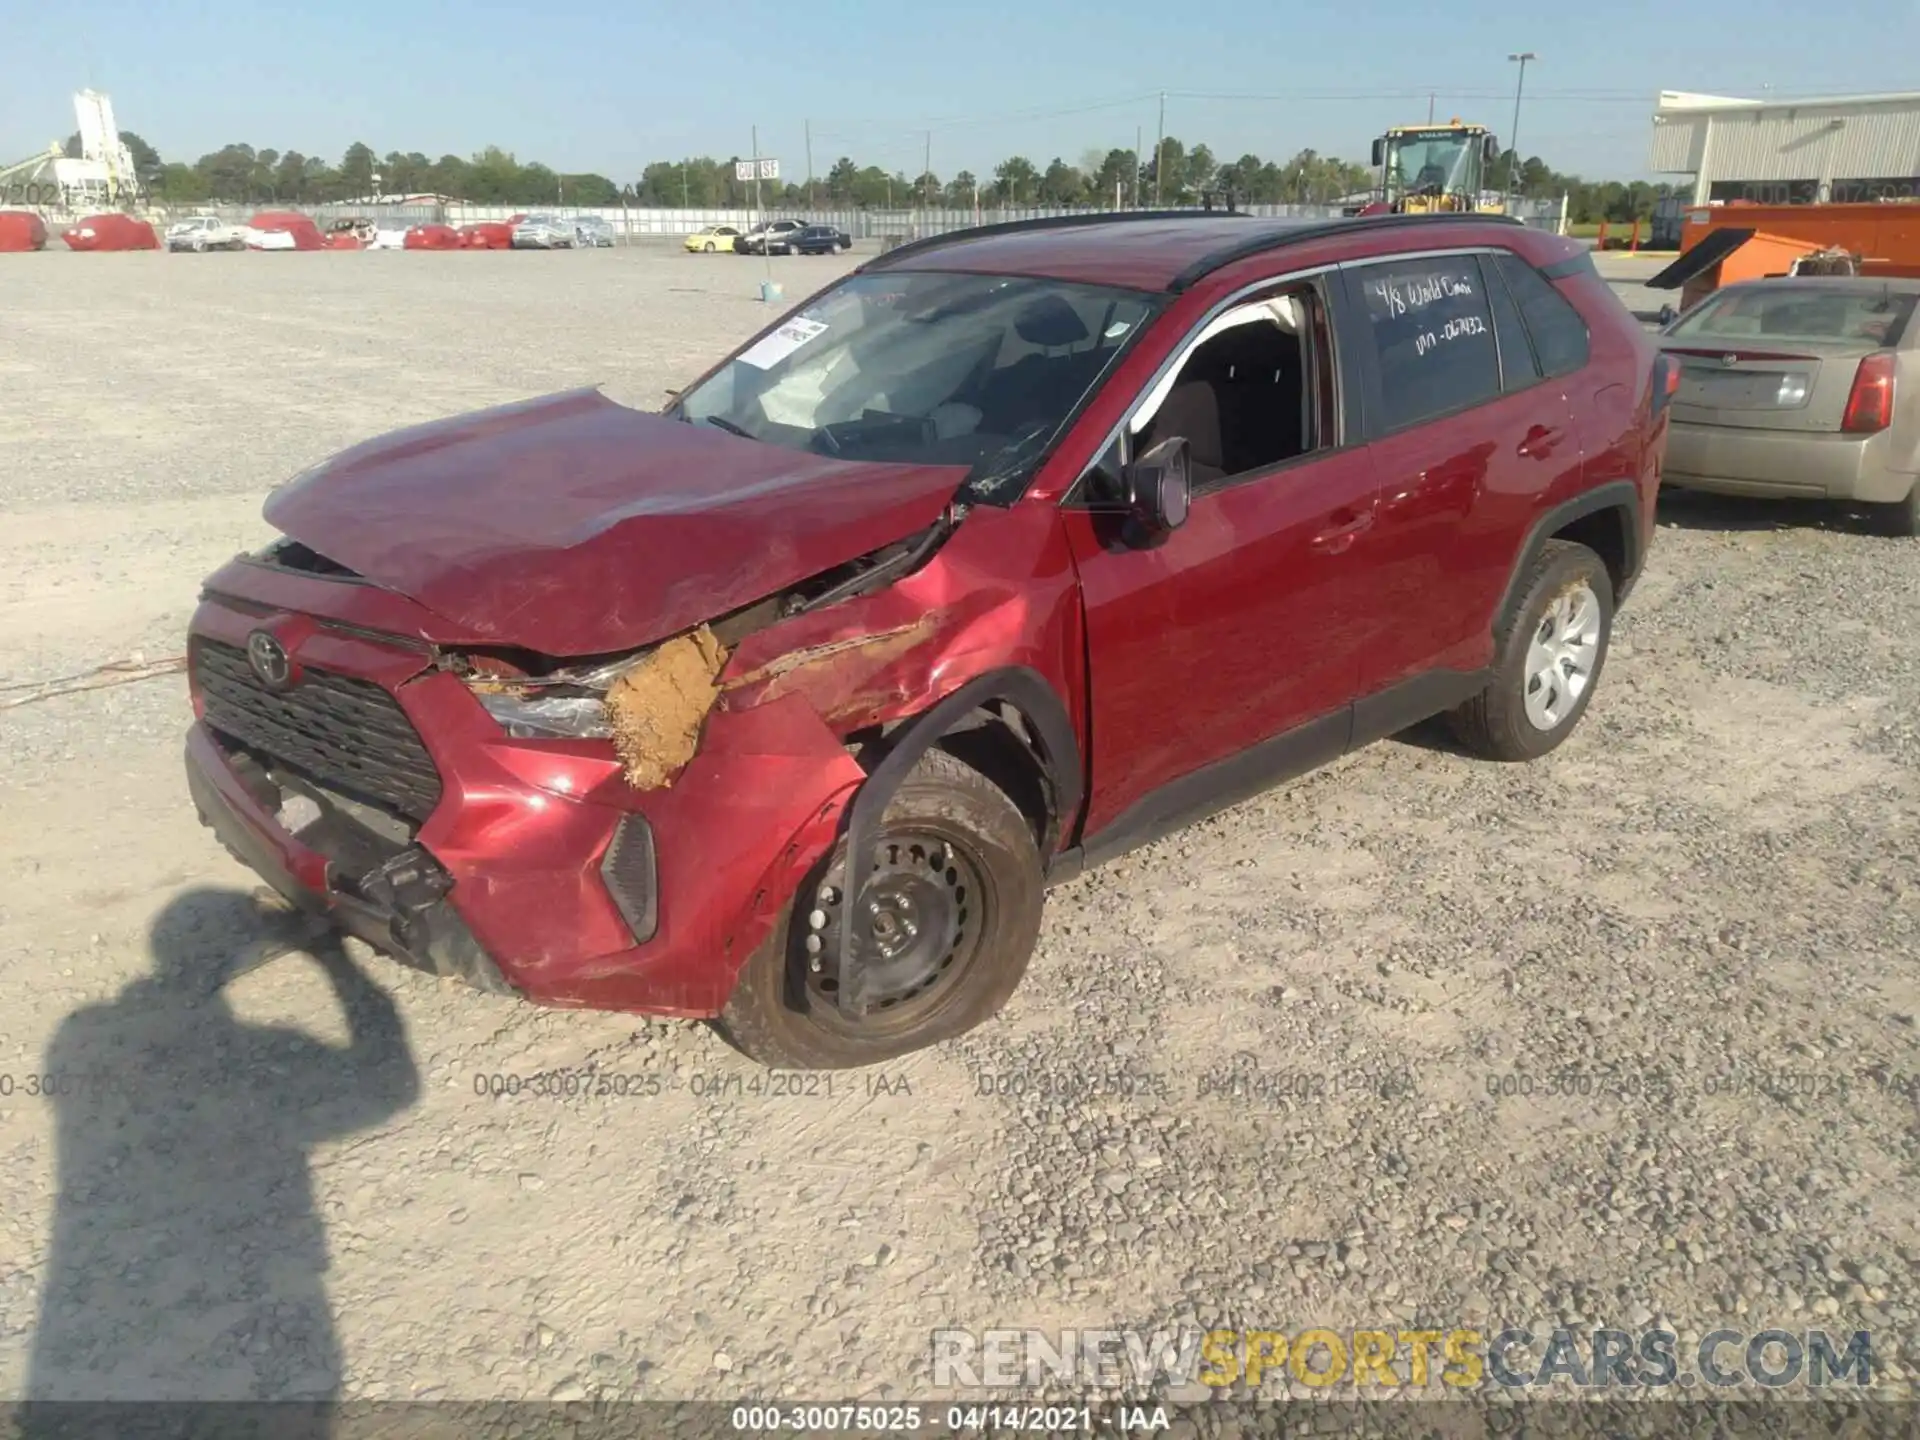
[186,733,514,994]
[183,594,866,1016]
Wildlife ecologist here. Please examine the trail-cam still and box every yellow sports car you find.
[684,225,741,254]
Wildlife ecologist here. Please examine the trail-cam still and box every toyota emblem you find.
[246,630,293,689]
[1722,353,1741,367]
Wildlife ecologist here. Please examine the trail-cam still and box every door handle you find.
[1517,425,1563,459]
[1309,508,1374,555]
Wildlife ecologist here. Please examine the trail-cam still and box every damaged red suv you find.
[185,212,1670,1067]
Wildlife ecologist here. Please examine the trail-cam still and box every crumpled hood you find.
[263,388,967,656]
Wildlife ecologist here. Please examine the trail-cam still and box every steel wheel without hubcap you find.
[1522,582,1601,731]
[802,827,986,1029]
[715,747,1045,1068]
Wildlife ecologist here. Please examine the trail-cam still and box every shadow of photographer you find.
[22,887,420,1434]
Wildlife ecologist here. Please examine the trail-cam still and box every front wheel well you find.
[935,703,1057,855]
[1547,504,1631,597]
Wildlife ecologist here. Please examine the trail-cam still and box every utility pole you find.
[1507,52,1537,208]
[1428,92,1436,123]
[1153,90,1166,206]
[752,124,770,288]
[923,131,932,210]
[1133,125,1143,208]
[805,119,814,209]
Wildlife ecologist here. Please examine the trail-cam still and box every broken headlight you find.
[462,655,631,741]
[471,691,613,740]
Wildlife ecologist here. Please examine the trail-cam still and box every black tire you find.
[1447,539,1614,762]
[716,748,1043,1069]
[1873,481,1920,538]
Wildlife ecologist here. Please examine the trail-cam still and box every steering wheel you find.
[809,413,942,457]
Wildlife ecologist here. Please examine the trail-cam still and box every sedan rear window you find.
[1670,286,1918,348]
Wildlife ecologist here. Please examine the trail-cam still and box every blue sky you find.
[2,0,1912,186]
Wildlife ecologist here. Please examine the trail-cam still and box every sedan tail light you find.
[1652,354,1682,415]
[1841,352,1897,434]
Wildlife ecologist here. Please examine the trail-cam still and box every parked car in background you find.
[459,221,514,250]
[166,215,249,252]
[65,214,160,252]
[404,224,463,251]
[1658,276,1920,535]
[685,225,740,254]
[512,214,576,249]
[181,211,1668,1070]
[573,216,616,247]
[244,212,324,251]
[735,219,803,254]
[323,218,375,250]
[789,224,853,255]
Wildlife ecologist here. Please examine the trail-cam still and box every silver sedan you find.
[1658,276,1920,535]
[511,214,576,249]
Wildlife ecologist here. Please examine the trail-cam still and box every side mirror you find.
[1124,436,1191,543]
[1484,134,1501,165]
[1370,139,1385,168]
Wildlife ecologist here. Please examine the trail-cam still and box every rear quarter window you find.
[1351,256,1503,432]
[1493,252,1591,377]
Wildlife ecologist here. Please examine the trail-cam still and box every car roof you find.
[861,211,1527,293]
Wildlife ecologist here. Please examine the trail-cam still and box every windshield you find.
[675,271,1160,502]
[1385,132,1480,198]
[1669,285,1918,348]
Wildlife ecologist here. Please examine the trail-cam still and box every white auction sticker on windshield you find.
[736,316,829,370]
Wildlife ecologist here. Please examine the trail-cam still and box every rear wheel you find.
[1873,481,1920,538]
[717,748,1043,1069]
[1448,539,1613,762]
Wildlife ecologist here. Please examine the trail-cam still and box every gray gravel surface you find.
[0,243,1915,1405]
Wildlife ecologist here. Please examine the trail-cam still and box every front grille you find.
[192,638,443,823]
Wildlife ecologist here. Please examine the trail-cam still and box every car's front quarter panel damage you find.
[602,499,1087,1014]
[716,502,1086,740]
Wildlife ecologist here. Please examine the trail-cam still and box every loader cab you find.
[1371,124,1504,214]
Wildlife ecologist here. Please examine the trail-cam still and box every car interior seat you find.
[1142,382,1227,486]
[976,295,1098,433]
[1138,318,1306,484]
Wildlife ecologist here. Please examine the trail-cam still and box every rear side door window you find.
[1346,256,1503,432]
[1492,252,1591,378]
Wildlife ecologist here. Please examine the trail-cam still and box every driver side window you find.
[1127,283,1336,492]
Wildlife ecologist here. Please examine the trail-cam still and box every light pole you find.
[1506,52,1536,209]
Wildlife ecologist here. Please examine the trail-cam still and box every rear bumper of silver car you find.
[1665,422,1915,504]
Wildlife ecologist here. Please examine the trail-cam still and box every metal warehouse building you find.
[1651,90,1920,205]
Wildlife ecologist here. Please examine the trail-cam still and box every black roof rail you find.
[858,208,1257,273]
[1167,210,1527,292]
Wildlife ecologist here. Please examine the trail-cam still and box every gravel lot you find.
[0,242,1916,1407]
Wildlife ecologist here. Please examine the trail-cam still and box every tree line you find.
[92,131,1670,223]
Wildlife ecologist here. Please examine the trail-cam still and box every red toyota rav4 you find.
[185,213,1672,1067]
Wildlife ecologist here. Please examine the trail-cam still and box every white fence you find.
[131,198,1566,240]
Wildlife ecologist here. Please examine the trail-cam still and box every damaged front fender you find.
[517,690,864,1015]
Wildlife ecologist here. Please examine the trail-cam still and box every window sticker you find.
[736,316,830,370]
